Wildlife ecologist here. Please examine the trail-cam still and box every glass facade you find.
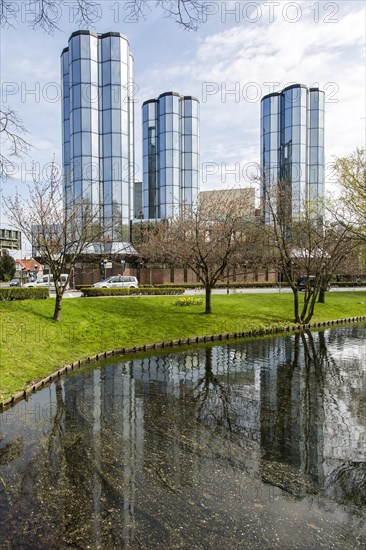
[133,181,143,219]
[142,92,199,219]
[61,31,134,241]
[260,84,324,222]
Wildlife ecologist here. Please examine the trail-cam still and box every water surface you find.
[1,325,365,549]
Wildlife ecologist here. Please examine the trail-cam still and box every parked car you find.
[93,275,138,289]
[23,274,69,290]
[297,275,330,291]
[9,279,20,287]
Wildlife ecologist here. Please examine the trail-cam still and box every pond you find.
[0,325,365,549]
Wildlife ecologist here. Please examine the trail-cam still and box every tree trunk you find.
[304,293,318,324]
[293,289,301,323]
[205,285,212,314]
[318,288,325,303]
[300,289,316,323]
[53,292,63,322]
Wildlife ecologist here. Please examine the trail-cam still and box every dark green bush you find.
[152,283,203,289]
[77,281,365,294]
[75,285,93,290]
[0,287,49,301]
[329,281,366,288]
[149,282,291,289]
[82,287,185,297]
[215,281,291,289]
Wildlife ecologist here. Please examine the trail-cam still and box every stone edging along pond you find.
[1,315,366,411]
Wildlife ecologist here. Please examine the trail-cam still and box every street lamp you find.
[137,260,144,284]
[100,259,107,280]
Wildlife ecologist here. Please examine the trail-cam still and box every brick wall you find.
[73,263,279,286]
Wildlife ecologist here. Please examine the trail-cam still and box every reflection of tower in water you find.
[133,346,261,489]
[0,326,365,547]
[63,365,143,548]
[259,332,326,492]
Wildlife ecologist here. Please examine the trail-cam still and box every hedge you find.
[175,297,203,306]
[142,282,292,289]
[75,285,92,290]
[77,281,366,292]
[137,281,366,290]
[0,287,49,301]
[82,287,185,297]
[330,281,366,287]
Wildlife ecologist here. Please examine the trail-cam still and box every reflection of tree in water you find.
[259,332,322,497]
[318,329,366,511]
[0,435,24,531]
[194,347,233,433]
[0,436,23,466]
[0,381,68,548]
[325,461,366,508]
[0,378,142,549]
[1,327,365,547]
[189,346,261,478]
[260,329,366,510]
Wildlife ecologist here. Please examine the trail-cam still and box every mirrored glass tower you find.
[142,92,199,219]
[61,30,135,242]
[260,84,324,222]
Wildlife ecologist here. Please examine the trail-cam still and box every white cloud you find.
[1,0,364,197]
[137,2,364,189]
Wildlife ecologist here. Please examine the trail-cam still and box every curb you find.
[1,315,365,411]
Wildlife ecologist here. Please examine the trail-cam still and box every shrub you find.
[153,283,203,289]
[0,287,49,301]
[145,282,291,289]
[75,285,93,290]
[214,281,290,288]
[329,281,366,288]
[82,287,185,297]
[175,297,203,306]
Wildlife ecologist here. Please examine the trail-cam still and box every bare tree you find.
[0,107,32,181]
[137,191,254,314]
[0,0,206,33]
[4,164,107,321]
[333,147,366,242]
[261,180,357,323]
[149,0,205,30]
[1,0,101,33]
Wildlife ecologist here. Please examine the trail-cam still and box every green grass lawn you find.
[0,292,365,400]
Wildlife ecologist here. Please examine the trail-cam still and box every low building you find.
[199,188,256,220]
[0,227,21,251]
[15,258,43,284]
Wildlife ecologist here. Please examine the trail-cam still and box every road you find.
[2,282,365,298]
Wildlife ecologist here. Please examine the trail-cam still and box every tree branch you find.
[0,107,32,181]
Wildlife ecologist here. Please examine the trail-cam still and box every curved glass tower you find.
[142,92,199,219]
[260,84,324,222]
[61,30,134,241]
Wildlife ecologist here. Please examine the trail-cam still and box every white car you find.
[93,275,138,289]
[24,274,69,289]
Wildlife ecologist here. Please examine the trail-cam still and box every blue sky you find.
[1,0,365,249]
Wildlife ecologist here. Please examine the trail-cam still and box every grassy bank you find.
[1,292,365,400]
